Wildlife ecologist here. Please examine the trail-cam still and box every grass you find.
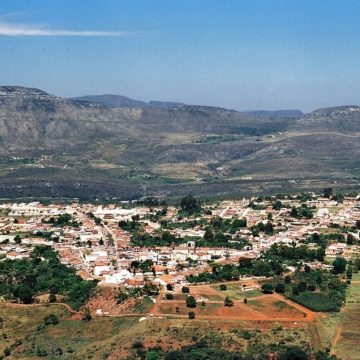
[273,300,292,310]
[133,296,154,313]
[289,291,341,312]
[332,273,360,359]
[212,284,262,300]
[0,302,323,359]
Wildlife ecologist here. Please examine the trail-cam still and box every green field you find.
[333,273,360,359]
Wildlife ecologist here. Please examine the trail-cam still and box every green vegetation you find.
[116,283,160,303]
[290,204,314,219]
[0,246,96,310]
[267,267,347,312]
[42,213,80,227]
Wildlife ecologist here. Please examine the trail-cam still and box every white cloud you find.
[0,22,135,37]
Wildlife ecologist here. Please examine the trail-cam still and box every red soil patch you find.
[85,286,138,315]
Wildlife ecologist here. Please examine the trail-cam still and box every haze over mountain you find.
[243,110,304,118]
[0,86,359,200]
[70,94,185,108]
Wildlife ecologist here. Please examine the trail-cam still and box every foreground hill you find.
[0,86,359,199]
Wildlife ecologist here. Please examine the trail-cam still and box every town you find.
[0,191,359,291]
[1,190,360,359]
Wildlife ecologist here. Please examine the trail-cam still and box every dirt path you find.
[331,306,344,355]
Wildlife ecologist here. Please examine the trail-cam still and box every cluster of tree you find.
[140,342,336,360]
[130,231,183,247]
[263,264,347,312]
[251,221,274,237]
[187,258,283,284]
[130,259,154,273]
[247,201,266,210]
[116,282,160,304]
[206,216,247,234]
[118,216,142,233]
[42,213,80,228]
[179,195,202,215]
[0,246,97,310]
[138,197,167,207]
[33,230,59,242]
[263,243,325,263]
[87,212,102,225]
[290,204,314,219]
[197,227,249,249]
[144,208,168,223]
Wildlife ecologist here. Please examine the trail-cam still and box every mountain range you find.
[0,86,359,200]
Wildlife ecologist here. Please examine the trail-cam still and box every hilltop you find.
[70,94,185,108]
[0,86,359,199]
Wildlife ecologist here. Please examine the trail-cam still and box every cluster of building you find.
[0,193,359,288]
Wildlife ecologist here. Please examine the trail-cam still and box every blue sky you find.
[1,0,360,112]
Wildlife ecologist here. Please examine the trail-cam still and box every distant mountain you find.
[70,94,185,108]
[70,94,148,108]
[148,100,185,107]
[294,105,360,132]
[0,86,359,200]
[243,109,304,118]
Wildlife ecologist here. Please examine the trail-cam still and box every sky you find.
[1,0,360,112]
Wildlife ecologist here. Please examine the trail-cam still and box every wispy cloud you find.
[0,22,135,37]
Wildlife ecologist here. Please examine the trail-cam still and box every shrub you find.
[275,283,285,293]
[261,283,274,294]
[166,293,174,300]
[289,291,341,312]
[219,284,227,291]
[186,295,197,308]
[182,286,190,294]
[43,314,59,326]
[188,311,195,319]
[224,296,234,307]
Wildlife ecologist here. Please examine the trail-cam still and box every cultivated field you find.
[155,283,314,322]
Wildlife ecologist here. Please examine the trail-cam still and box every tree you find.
[290,207,299,218]
[273,200,283,210]
[188,311,195,319]
[261,283,274,294]
[49,293,57,303]
[275,283,285,293]
[346,265,353,280]
[82,307,92,322]
[333,257,347,274]
[14,284,34,304]
[180,195,200,215]
[186,295,197,308]
[347,233,355,245]
[203,228,214,243]
[224,296,234,307]
[99,238,104,246]
[278,347,308,360]
[14,234,21,244]
[44,314,59,326]
[166,293,174,300]
[323,187,333,198]
[166,284,173,291]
